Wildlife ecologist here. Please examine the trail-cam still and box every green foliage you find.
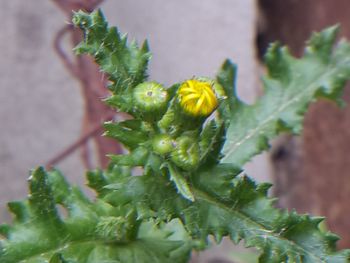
[0,167,191,263]
[72,9,151,113]
[2,9,350,263]
[221,26,350,166]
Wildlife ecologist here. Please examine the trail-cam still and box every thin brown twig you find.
[53,23,106,99]
[45,112,115,169]
[53,24,82,79]
[50,0,124,169]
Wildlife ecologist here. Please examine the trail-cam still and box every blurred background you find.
[1,0,350,262]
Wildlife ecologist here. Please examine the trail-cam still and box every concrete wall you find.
[0,1,84,220]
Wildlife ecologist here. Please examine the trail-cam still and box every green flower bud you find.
[171,136,200,171]
[133,82,169,120]
[152,134,174,155]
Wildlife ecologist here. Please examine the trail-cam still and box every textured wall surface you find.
[0,2,262,258]
[102,1,258,100]
[0,1,84,220]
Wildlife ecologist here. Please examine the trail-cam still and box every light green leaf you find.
[221,26,350,166]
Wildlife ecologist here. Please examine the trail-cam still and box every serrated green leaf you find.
[0,168,192,263]
[108,147,149,166]
[103,120,148,150]
[106,164,350,262]
[221,26,350,166]
[72,9,151,112]
[216,59,240,120]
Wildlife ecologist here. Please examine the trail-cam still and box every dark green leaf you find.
[72,10,150,97]
[106,164,350,262]
[0,168,191,263]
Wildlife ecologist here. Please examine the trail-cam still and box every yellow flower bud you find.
[177,79,218,117]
